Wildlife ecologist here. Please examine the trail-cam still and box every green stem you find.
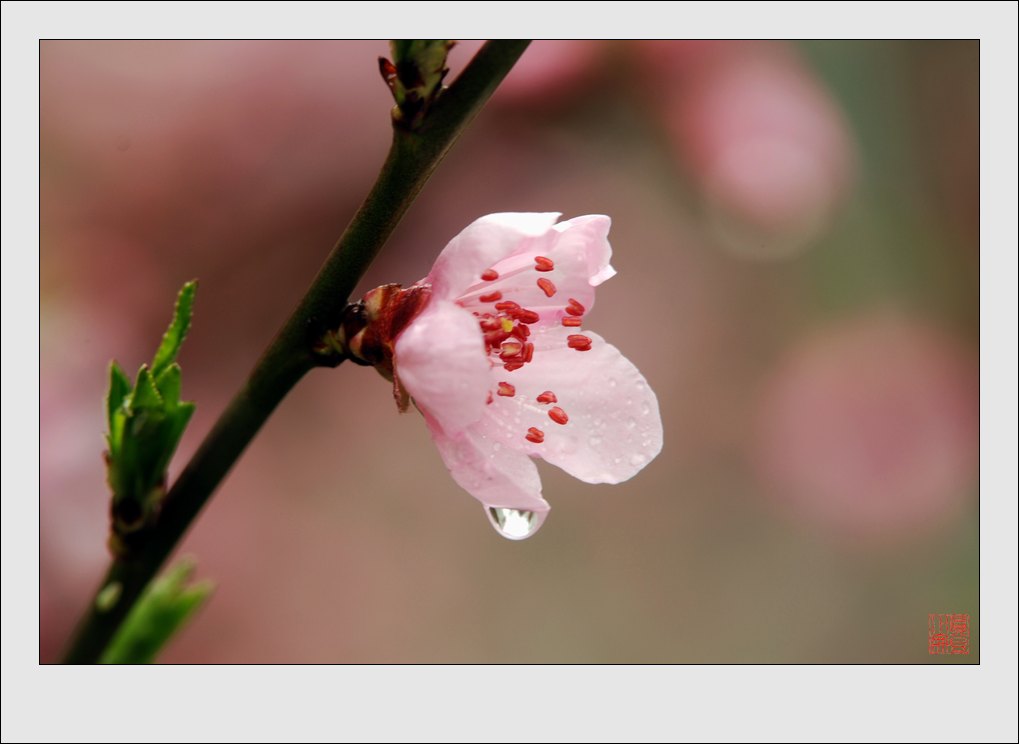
[62,40,530,664]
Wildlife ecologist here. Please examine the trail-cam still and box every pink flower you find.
[391,213,663,539]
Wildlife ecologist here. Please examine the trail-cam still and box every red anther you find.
[484,330,510,348]
[561,316,582,327]
[567,334,593,351]
[537,277,557,298]
[479,316,502,331]
[534,256,555,272]
[503,361,525,372]
[566,298,585,316]
[497,381,516,397]
[486,392,494,405]
[499,340,523,358]
[517,309,540,324]
[479,291,503,303]
[536,391,558,404]
[481,269,499,281]
[522,342,534,363]
[509,324,530,341]
[525,427,545,444]
[548,406,569,425]
[494,300,521,313]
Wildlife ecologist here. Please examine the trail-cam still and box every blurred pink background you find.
[40,40,978,662]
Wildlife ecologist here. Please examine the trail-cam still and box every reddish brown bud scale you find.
[561,316,582,327]
[566,298,585,316]
[497,381,516,397]
[537,277,557,298]
[536,391,558,404]
[548,406,569,425]
[481,269,499,281]
[479,291,503,303]
[534,256,555,272]
[525,427,545,444]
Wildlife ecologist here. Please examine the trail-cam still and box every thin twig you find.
[62,40,530,664]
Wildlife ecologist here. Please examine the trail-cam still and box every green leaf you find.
[106,361,131,432]
[151,280,197,378]
[100,558,213,664]
[129,365,163,411]
[151,402,195,478]
[154,363,182,407]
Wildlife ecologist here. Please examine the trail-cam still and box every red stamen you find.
[548,406,569,425]
[537,277,557,298]
[494,300,521,313]
[566,298,585,316]
[481,269,499,281]
[484,330,510,348]
[567,334,593,351]
[497,382,516,397]
[517,309,540,324]
[536,391,558,404]
[525,427,545,444]
[479,291,503,303]
[510,324,530,341]
[561,316,582,327]
[534,256,554,272]
[499,340,523,358]
[486,392,494,405]
[503,361,525,372]
[522,342,534,363]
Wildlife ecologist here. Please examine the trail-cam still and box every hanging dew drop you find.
[486,506,548,540]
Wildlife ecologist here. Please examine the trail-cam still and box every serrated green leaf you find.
[100,558,213,664]
[106,361,131,432]
[130,365,163,411]
[151,280,197,379]
[154,364,182,407]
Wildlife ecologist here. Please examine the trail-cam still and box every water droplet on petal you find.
[486,506,548,540]
[608,377,617,388]
[640,402,651,416]
[630,453,647,468]
[588,434,603,447]
[626,417,637,429]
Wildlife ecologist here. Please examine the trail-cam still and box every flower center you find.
[455,257,596,445]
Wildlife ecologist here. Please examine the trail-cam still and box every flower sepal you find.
[317,282,433,410]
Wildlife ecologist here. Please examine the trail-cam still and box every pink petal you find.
[479,330,662,484]
[455,214,616,323]
[393,301,490,435]
[424,413,550,513]
[552,214,616,288]
[428,212,562,301]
